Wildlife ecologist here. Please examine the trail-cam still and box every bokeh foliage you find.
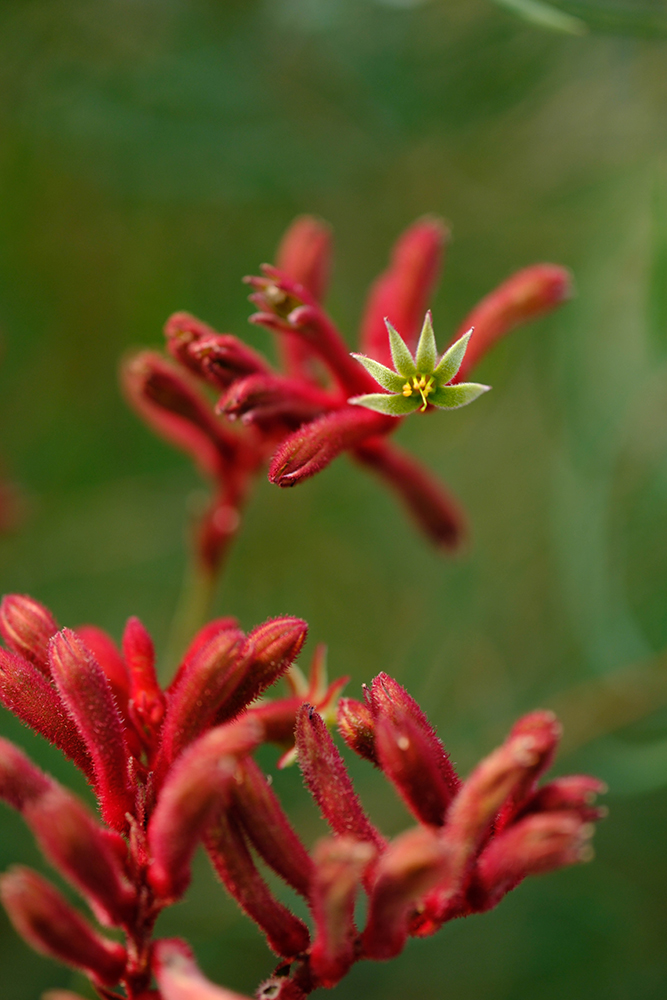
[0,0,667,996]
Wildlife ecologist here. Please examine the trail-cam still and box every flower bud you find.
[214,616,308,726]
[369,674,460,802]
[190,334,272,391]
[168,616,240,694]
[0,866,127,986]
[0,736,52,809]
[121,352,233,480]
[360,217,448,367]
[309,837,375,987]
[295,706,385,851]
[337,698,378,765]
[520,775,608,824]
[0,651,94,781]
[353,438,467,551]
[218,374,333,430]
[474,811,596,910]
[268,408,393,488]
[148,717,263,901]
[276,215,332,304]
[231,757,313,898]
[0,594,58,676]
[155,627,244,779]
[362,827,454,960]
[452,264,572,383]
[204,807,310,958]
[74,625,130,711]
[153,938,253,1000]
[22,784,136,927]
[122,616,165,746]
[48,629,133,832]
[444,711,562,852]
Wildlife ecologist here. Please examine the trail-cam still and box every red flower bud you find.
[214,616,308,727]
[121,352,234,480]
[268,408,393,488]
[231,757,313,898]
[519,775,608,824]
[360,217,448,366]
[362,827,454,960]
[153,938,253,1000]
[452,264,572,383]
[74,625,130,711]
[444,711,561,852]
[191,334,273,392]
[1,748,134,928]
[0,866,127,986]
[148,717,263,901]
[369,674,460,804]
[167,616,240,694]
[276,215,332,304]
[353,438,467,551]
[337,698,378,765]
[295,706,385,851]
[122,617,165,747]
[0,651,94,781]
[0,736,52,809]
[474,811,596,909]
[218,374,334,431]
[155,626,243,780]
[204,807,310,958]
[0,593,58,676]
[309,837,375,987]
[48,629,133,832]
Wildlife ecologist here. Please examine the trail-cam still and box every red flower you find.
[123,216,572,569]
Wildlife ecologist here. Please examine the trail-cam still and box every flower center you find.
[402,374,435,411]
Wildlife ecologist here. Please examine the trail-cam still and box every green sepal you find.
[429,382,491,410]
[385,320,416,378]
[349,392,421,416]
[350,353,407,393]
[414,311,437,374]
[433,329,472,386]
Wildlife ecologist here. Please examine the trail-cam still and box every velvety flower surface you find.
[0,593,604,1000]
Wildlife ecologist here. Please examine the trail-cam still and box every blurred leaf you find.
[491,0,588,34]
[648,175,667,356]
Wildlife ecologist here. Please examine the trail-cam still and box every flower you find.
[349,312,490,415]
[123,216,572,556]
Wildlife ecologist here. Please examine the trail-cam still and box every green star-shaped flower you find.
[349,312,490,416]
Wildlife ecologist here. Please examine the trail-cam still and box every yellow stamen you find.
[402,382,412,397]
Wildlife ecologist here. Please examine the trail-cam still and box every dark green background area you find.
[1,0,667,997]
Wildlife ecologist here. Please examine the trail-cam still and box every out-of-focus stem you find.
[162,558,221,682]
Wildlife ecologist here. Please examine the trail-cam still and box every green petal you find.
[350,353,407,393]
[349,392,421,416]
[386,320,416,378]
[433,329,472,386]
[414,311,437,374]
[429,382,491,410]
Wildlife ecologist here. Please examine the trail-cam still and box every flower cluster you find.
[0,593,605,1000]
[123,216,572,571]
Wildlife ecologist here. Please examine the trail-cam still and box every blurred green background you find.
[1,0,667,996]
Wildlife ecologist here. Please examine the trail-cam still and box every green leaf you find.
[350,353,407,392]
[433,329,472,386]
[414,311,437,374]
[491,0,587,35]
[430,382,491,410]
[385,320,417,378]
[348,392,420,416]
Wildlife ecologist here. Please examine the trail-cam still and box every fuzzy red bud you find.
[0,593,58,676]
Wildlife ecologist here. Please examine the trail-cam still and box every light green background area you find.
[1,1,667,997]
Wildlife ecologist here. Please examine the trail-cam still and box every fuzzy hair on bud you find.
[0,594,59,676]
[0,866,127,986]
[269,408,393,488]
[148,717,263,901]
[337,698,378,765]
[48,629,133,832]
[295,706,385,851]
[231,757,314,898]
[122,616,165,746]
